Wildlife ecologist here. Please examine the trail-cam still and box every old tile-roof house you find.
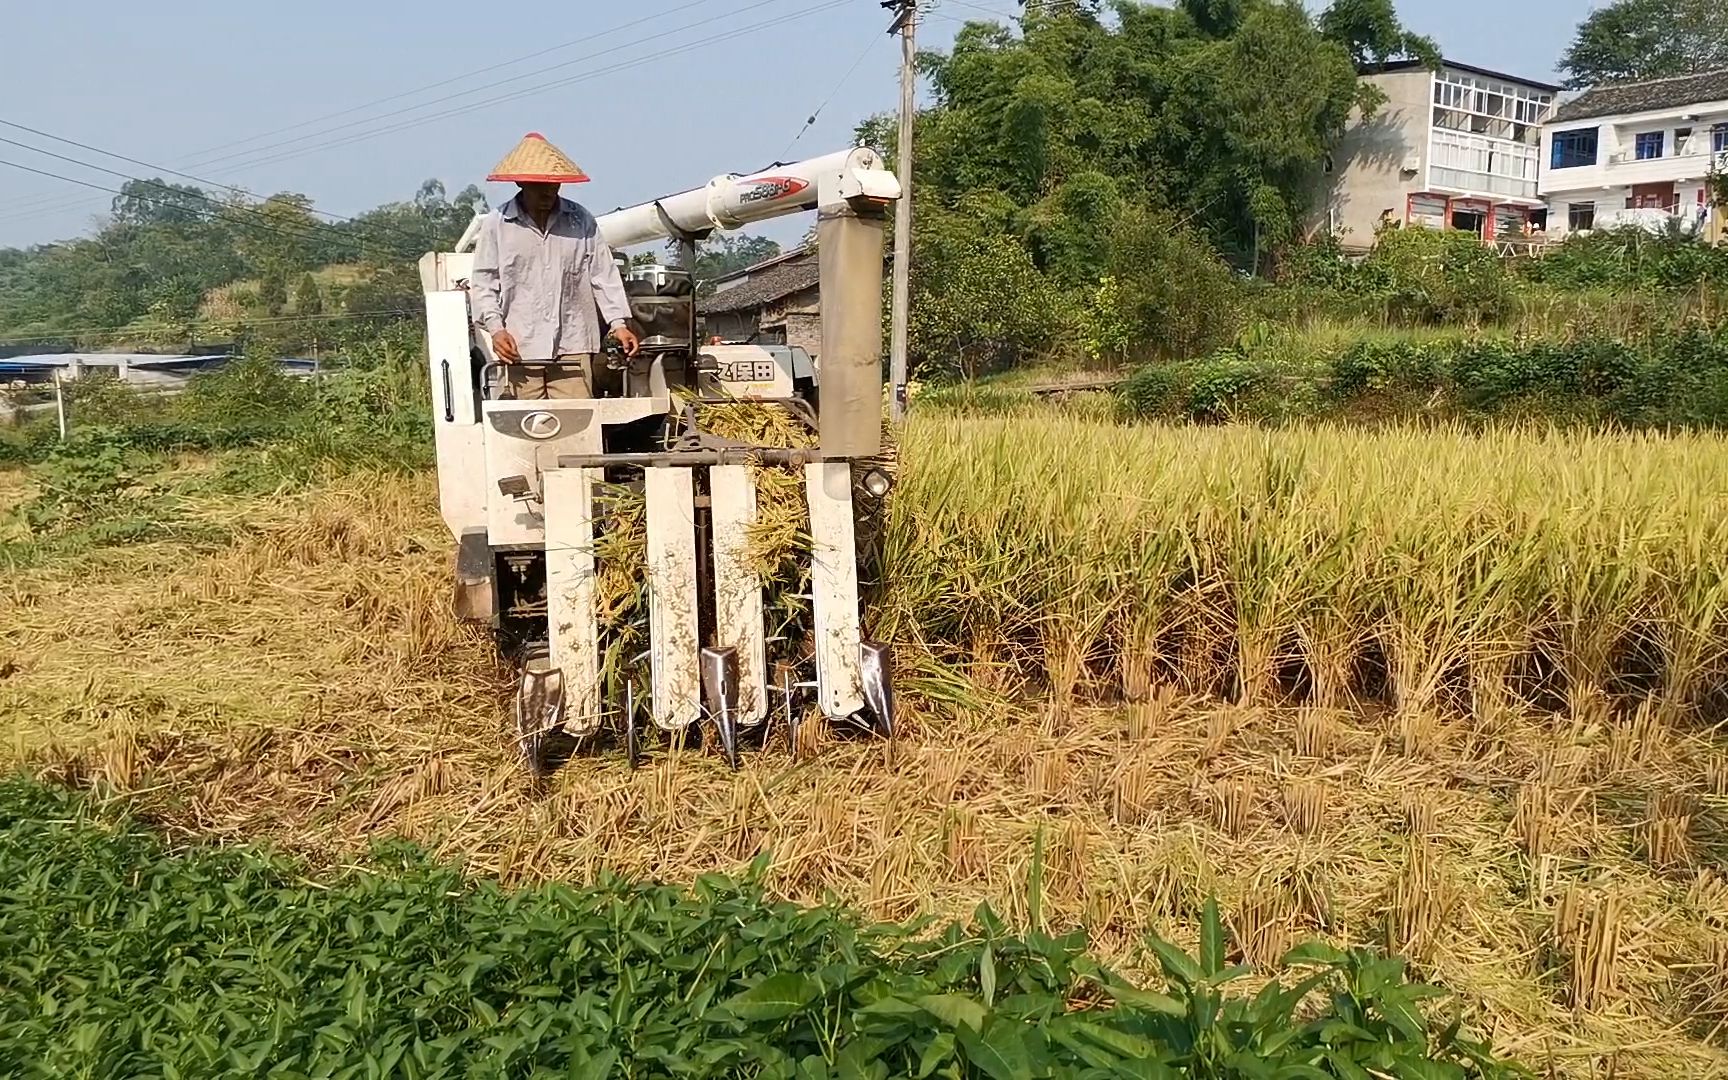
[1540,68,1728,238]
[698,247,822,352]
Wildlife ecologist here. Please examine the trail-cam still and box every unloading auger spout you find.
[419,147,900,774]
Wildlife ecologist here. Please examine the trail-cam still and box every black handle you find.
[440,360,454,422]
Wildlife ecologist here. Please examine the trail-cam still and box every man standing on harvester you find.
[470,132,640,398]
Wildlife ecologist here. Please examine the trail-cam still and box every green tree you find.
[295,273,323,315]
[909,0,1361,262]
[110,177,210,228]
[1559,0,1728,89]
[1093,206,1245,360]
[1318,0,1440,68]
[258,271,288,316]
[229,192,320,282]
[907,198,1061,380]
[668,233,783,296]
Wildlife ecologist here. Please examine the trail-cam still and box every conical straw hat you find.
[487,132,590,183]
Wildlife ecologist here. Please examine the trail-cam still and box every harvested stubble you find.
[7,416,1728,1076]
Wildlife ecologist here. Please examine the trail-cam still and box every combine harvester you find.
[418,148,901,775]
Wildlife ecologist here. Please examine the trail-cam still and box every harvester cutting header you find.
[418,133,902,776]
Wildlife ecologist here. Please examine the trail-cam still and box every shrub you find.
[1362,228,1512,326]
[1100,207,1246,360]
[1520,225,1728,291]
[15,428,152,537]
[908,226,1062,381]
[1328,338,1450,398]
[1118,324,1728,430]
[0,778,1527,1078]
[1119,351,1291,424]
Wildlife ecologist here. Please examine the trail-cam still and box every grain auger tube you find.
[418,147,901,776]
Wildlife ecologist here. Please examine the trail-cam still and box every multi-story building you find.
[1539,69,1728,238]
[1318,59,1558,251]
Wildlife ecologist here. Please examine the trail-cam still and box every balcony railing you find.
[1605,147,1728,170]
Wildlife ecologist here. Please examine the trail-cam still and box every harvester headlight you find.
[521,411,561,440]
[859,468,893,499]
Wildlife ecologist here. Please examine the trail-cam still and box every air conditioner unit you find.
[1400,155,1421,174]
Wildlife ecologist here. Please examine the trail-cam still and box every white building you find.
[1539,69,1728,238]
[1319,60,1558,251]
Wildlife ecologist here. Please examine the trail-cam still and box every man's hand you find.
[609,324,641,358]
[491,329,521,363]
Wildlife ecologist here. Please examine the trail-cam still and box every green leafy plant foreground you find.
[0,778,1523,1079]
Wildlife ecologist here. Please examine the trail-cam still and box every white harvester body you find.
[419,147,899,772]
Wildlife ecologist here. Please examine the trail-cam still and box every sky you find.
[0,0,1594,253]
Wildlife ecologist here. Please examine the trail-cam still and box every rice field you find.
[5,415,1728,1077]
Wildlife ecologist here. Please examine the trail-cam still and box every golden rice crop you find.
[882,416,1728,724]
[6,414,1728,1077]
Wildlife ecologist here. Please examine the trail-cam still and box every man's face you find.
[517,182,561,216]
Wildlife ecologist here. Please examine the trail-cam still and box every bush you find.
[1279,229,1514,326]
[1118,324,1728,429]
[1520,225,1728,291]
[14,428,154,538]
[1097,207,1246,360]
[0,777,1526,1078]
[1118,351,1291,424]
[1362,228,1512,326]
[908,226,1063,381]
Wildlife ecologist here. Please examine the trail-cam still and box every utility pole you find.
[884,0,916,422]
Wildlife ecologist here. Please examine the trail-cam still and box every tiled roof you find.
[699,251,820,315]
[1551,68,1728,123]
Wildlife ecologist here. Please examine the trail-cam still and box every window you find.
[1635,131,1665,159]
[1568,202,1596,231]
[1551,127,1599,169]
[1715,123,1728,154]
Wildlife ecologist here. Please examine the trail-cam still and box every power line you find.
[780,31,886,160]
[0,0,738,218]
[0,134,437,258]
[0,156,419,262]
[0,0,847,252]
[0,119,440,250]
[197,0,805,176]
[171,0,721,168]
[939,0,1022,17]
[0,0,839,240]
[202,1,853,176]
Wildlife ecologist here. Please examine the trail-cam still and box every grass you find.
[5,415,1728,1075]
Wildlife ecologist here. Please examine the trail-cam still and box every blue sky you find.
[0,0,1591,251]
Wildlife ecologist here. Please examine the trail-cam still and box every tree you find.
[1180,0,1250,38]
[668,233,783,296]
[1318,0,1440,69]
[258,271,288,316]
[110,178,210,228]
[907,197,1061,380]
[908,0,1361,262]
[230,192,319,281]
[1559,0,1728,89]
[295,273,323,315]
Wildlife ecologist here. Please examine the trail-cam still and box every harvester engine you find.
[419,148,900,775]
